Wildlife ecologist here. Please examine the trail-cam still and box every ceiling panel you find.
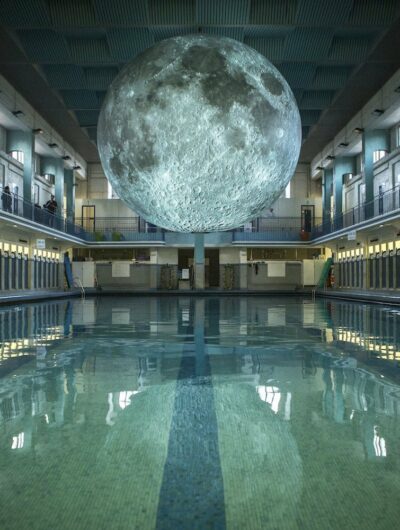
[295,0,353,25]
[93,0,148,25]
[17,30,71,62]
[1,0,400,163]
[148,0,196,25]
[0,0,51,27]
[244,37,285,61]
[196,0,250,25]
[67,36,111,63]
[249,0,298,25]
[107,28,154,60]
[48,0,97,27]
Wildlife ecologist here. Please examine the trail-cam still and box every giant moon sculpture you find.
[98,35,301,232]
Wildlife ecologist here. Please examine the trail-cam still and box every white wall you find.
[156,248,178,264]
[219,247,241,264]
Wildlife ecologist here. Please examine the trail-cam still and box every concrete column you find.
[333,157,356,227]
[322,168,333,227]
[64,169,75,221]
[6,130,35,206]
[362,129,389,219]
[239,248,248,289]
[194,233,205,289]
[194,298,205,376]
[42,157,64,216]
[149,248,158,289]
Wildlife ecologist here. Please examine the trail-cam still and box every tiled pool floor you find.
[0,296,399,529]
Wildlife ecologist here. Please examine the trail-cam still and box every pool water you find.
[0,296,400,529]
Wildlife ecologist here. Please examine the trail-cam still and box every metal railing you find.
[312,184,400,239]
[0,186,87,239]
[4,182,400,243]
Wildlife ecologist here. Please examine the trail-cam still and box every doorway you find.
[301,205,314,232]
[82,205,95,231]
[205,248,220,288]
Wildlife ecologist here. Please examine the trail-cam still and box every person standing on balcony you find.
[1,185,12,213]
[44,194,58,226]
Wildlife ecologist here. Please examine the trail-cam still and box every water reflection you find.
[0,296,400,529]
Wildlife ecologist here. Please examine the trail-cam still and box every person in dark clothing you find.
[1,186,12,213]
[44,194,58,226]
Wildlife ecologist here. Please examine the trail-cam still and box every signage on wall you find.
[347,230,356,241]
[36,239,46,249]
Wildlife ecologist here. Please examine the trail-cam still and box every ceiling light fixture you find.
[33,128,43,134]
[353,127,364,134]
[62,155,71,160]
[372,108,384,116]
[325,155,335,161]
[73,165,81,170]
[48,142,58,148]
[12,110,23,116]
[338,142,349,148]
[316,165,324,171]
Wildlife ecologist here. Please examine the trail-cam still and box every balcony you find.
[312,184,400,240]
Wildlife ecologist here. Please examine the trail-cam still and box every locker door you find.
[375,253,381,289]
[382,252,388,289]
[369,257,375,288]
[389,251,395,288]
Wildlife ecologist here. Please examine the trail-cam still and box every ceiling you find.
[1,0,400,163]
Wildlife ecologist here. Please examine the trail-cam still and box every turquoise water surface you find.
[0,296,400,529]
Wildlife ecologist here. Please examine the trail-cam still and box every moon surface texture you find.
[98,35,301,232]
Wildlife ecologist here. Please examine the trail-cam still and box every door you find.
[205,248,220,288]
[301,205,314,233]
[82,205,95,231]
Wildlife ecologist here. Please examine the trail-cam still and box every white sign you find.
[268,261,286,277]
[36,239,46,249]
[112,261,130,278]
[347,230,356,240]
[181,268,190,280]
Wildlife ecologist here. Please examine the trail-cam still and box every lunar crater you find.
[98,35,301,232]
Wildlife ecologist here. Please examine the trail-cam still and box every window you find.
[285,182,291,198]
[43,173,55,185]
[373,150,387,163]
[33,183,39,205]
[9,150,24,164]
[108,181,119,199]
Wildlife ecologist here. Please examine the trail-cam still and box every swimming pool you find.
[0,296,399,529]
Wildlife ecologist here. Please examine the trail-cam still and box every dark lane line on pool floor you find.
[155,340,226,529]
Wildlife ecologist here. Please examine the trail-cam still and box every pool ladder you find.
[73,277,86,299]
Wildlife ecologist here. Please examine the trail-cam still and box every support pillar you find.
[333,157,356,229]
[322,168,333,228]
[194,298,205,376]
[362,129,389,219]
[6,130,34,208]
[42,157,64,215]
[64,169,75,221]
[194,233,205,290]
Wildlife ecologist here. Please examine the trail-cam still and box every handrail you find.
[73,277,85,299]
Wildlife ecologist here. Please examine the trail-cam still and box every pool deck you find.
[0,287,400,305]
